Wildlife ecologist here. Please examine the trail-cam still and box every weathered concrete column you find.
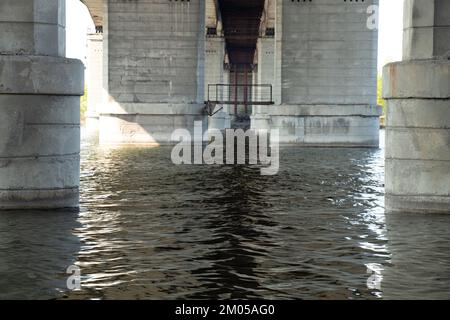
[252,0,381,146]
[257,38,275,97]
[98,0,207,145]
[383,0,450,213]
[251,36,275,132]
[205,36,230,130]
[85,32,103,139]
[0,0,84,209]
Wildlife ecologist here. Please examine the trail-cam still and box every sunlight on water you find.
[1,131,450,300]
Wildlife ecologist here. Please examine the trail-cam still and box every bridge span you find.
[0,0,448,213]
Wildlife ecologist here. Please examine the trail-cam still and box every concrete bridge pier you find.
[97,0,208,145]
[251,0,382,146]
[0,0,84,209]
[383,0,450,213]
[205,36,231,131]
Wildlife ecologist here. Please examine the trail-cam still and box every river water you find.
[1,131,450,300]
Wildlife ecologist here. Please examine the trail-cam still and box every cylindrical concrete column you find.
[403,0,450,60]
[383,0,450,213]
[0,0,84,209]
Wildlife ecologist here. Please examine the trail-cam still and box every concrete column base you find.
[98,103,208,145]
[383,59,450,214]
[0,55,84,209]
[251,105,382,146]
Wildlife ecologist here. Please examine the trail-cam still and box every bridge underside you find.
[218,0,265,66]
[81,0,383,137]
[0,0,449,212]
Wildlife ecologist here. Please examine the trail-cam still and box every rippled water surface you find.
[1,131,450,300]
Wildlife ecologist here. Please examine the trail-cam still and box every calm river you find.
[1,131,450,300]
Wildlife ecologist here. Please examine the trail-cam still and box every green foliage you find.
[80,86,88,121]
[377,75,386,115]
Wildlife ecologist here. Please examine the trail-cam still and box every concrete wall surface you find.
[251,104,382,146]
[100,0,207,144]
[281,0,378,105]
[251,0,380,146]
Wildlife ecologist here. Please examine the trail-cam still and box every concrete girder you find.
[259,0,276,35]
[80,0,103,29]
[206,0,221,30]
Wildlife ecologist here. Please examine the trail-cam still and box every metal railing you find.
[207,84,274,106]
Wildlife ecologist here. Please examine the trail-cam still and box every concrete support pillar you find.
[256,37,275,101]
[383,0,450,213]
[223,66,231,115]
[205,36,230,130]
[0,0,84,209]
[273,0,282,105]
[99,0,206,145]
[403,0,450,60]
[251,37,275,131]
[85,32,103,139]
[253,0,381,146]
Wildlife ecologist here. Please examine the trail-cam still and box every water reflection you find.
[383,213,450,300]
[1,132,450,299]
[186,165,277,299]
[64,138,390,299]
[0,210,80,299]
